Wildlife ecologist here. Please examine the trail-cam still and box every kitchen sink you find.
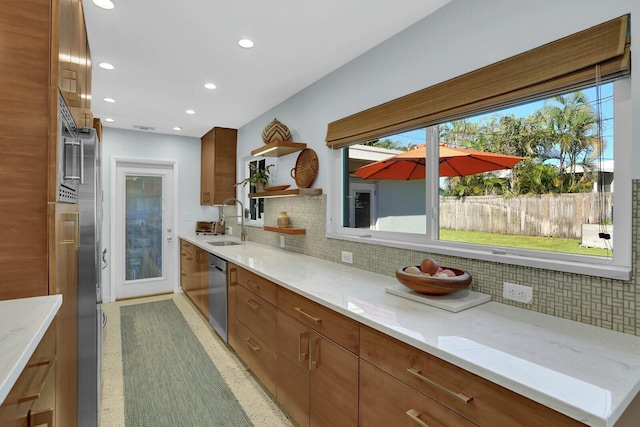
[207,241,242,246]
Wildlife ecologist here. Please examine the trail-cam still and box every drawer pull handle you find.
[244,337,261,352]
[8,358,54,405]
[245,279,260,291]
[294,307,322,323]
[298,332,308,362]
[406,409,430,427]
[406,367,473,403]
[245,299,261,311]
[229,267,237,286]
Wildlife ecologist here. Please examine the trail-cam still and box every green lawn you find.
[439,229,611,257]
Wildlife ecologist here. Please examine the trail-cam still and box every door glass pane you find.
[125,175,162,280]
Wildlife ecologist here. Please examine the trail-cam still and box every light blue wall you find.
[236,0,638,195]
[100,127,216,302]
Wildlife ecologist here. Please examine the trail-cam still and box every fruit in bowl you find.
[396,258,472,295]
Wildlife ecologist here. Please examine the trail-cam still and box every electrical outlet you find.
[280,235,285,248]
[227,226,233,236]
[341,251,353,264]
[503,282,533,304]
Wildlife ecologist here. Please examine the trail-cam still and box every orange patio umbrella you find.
[352,144,524,179]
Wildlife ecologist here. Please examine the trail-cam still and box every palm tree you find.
[539,91,604,192]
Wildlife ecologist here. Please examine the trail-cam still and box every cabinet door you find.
[276,310,310,427]
[309,330,359,427]
[200,127,237,205]
[195,249,209,317]
[49,203,78,427]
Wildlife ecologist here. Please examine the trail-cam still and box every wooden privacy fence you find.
[439,193,613,239]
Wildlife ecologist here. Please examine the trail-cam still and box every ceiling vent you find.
[133,125,155,131]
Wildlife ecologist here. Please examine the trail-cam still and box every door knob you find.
[167,236,173,242]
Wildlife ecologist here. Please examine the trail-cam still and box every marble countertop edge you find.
[0,294,62,405]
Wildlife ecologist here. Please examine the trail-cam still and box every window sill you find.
[325,232,631,281]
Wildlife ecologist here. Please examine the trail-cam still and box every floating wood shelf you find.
[251,141,307,157]
[263,226,306,235]
[249,188,323,198]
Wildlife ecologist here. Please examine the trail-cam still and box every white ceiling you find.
[82,0,451,138]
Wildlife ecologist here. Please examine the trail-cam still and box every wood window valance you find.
[326,15,631,149]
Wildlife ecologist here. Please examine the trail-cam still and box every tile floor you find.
[99,292,293,427]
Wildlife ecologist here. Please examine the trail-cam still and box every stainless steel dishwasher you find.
[208,254,227,342]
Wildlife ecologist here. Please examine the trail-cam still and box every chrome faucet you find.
[221,198,247,241]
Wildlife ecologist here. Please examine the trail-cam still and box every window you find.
[328,16,631,279]
[240,158,276,224]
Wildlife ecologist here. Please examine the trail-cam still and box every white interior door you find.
[114,162,174,299]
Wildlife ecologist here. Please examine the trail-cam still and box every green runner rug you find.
[120,300,253,427]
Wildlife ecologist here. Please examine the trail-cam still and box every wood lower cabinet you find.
[360,326,586,427]
[360,360,477,427]
[200,127,237,205]
[276,289,359,427]
[0,319,57,427]
[180,240,209,318]
[228,263,278,395]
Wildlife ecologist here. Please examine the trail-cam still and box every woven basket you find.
[290,149,318,188]
[261,118,292,144]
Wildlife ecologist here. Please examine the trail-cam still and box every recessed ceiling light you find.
[98,62,114,70]
[92,0,114,10]
[204,83,216,90]
[104,97,116,103]
[186,109,196,115]
[104,118,115,123]
[173,126,182,131]
[238,39,254,49]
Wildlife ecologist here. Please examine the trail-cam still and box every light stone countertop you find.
[0,294,62,405]
[182,233,640,427]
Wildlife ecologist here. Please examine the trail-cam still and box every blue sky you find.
[390,82,615,161]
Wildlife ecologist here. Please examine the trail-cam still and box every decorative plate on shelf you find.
[291,148,319,188]
[264,185,291,192]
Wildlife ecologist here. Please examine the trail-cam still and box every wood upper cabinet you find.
[200,127,237,205]
[276,289,359,427]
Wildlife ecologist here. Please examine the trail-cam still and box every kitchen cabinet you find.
[0,0,90,425]
[200,127,237,205]
[228,263,278,394]
[277,288,359,427]
[195,248,209,316]
[360,360,477,427]
[359,326,585,427]
[0,319,57,427]
[180,240,209,318]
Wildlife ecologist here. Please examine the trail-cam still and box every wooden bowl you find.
[395,266,472,295]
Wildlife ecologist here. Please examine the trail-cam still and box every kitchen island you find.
[181,233,640,427]
[0,295,62,405]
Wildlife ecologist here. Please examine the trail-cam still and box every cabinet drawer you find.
[360,326,585,427]
[360,360,476,427]
[231,318,277,395]
[180,240,194,253]
[235,285,277,348]
[0,320,57,426]
[278,287,359,355]
[235,266,277,305]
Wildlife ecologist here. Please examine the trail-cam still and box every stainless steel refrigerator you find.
[77,127,103,427]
